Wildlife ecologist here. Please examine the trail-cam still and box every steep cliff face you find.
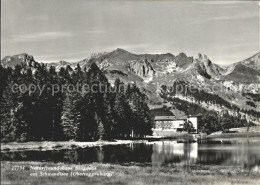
[127,59,156,78]
[194,53,224,79]
[174,52,193,69]
[79,48,157,82]
[221,52,260,83]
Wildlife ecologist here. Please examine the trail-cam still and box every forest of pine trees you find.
[0,63,152,142]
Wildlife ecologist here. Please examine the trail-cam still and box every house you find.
[153,115,198,136]
[154,116,185,132]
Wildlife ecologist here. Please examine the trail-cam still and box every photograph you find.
[1,0,260,184]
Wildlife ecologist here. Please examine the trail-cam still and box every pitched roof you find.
[154,116,182,121]
[154,114,200,121]
[154,115,189,121]
[154,116,175,121]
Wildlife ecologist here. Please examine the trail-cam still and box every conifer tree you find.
[61,92,81,140]
[0,82,16,141]
[96,113,104,140]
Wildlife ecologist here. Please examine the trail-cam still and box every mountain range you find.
[1,49,260,124]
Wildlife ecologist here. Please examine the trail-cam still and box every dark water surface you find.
[1,139,260,170]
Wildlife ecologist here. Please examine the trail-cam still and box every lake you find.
[1,139,260,171]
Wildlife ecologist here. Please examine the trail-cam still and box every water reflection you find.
[152,142,198,166]
[1,140,260,170]
[151,140,260,170]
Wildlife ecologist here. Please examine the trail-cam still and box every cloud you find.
[13,31,73,42]
[35,44,151,63]
[93,44,150,53]
[27,15,49,21]
[120,44,150,50]
[34,50,93,63]
[81,30,106,34]
[186,13,258,25]
[11,30,107,43]
[192,1,249,5]
[212,43,259,50]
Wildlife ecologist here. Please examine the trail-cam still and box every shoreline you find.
[1,140,149,152]
[206,132,260,139]
[1,161,260,185]
[2,134,260,152]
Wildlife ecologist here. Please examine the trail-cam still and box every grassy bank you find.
[1,161,260,185]
[1,140,147,152]
[206,132,260,139]
[205,126,260,139]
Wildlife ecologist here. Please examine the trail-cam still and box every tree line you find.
[0,63,152,142]
[160,83,255,134]
[161,79,260,121]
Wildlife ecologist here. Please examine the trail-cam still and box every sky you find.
[1,0,259,65]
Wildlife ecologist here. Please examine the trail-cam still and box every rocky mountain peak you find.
[1,53,37,67]
[239,52,260,70]
[59,61,68,65]
[112,48,132,56]
[197,53,209,63]
[178,52,187,58]
[115,48,128,52]
[2,50,260,84]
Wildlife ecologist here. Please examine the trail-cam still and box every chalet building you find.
[154,116,185,132]
[153,115,198,136]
